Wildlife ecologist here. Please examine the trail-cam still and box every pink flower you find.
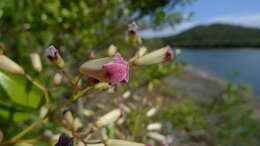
[103,53,129,85]
[80,53,129,85]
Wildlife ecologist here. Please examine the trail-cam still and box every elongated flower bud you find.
[95,109,123,128]
[0,54,24,74]
[134,46,173,65]
[146,107,157,117]
[107,44,118,57]
[105,139,152,146]
[80,53,129,85]
[147,132,165,142]
[29,52,42,72]
[147,123,162,131]
[63,110,74,126]
[54,73,63,85]
[45,45,64,68]
[136,46,147,57]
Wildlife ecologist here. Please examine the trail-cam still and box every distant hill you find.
[146,24,260,48]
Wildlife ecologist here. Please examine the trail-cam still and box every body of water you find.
[178,49,260,95]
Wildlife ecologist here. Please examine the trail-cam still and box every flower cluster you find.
[0,22,176,146]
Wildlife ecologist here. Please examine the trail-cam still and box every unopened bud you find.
[107,44,118,57]
[63,110,74,126]
[134,46,173,65]
[29,52,42,72]
[122,90,131,99]
[147,123,162,131]
[40,106,49,118]
[146,108,157,117]
[80,53,129,85]
[73,118,83,130]
[105,139,152,146]
[45,45,64,68]
[128,22,142,44]
[81,109,95,117]
[54,73,63,85]
[147,132,165,142]
[0,54,24,74]
[136,46,147,57]
[95,109,123,128]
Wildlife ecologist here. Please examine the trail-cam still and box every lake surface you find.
[178,49,260,96]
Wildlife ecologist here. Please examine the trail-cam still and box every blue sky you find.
[141,0,260,38]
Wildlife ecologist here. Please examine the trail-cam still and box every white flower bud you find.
[136,46,147,57]
[146,108,157,117]
[63,110,74,126]
[73,118,83,130]
[108,44,118,57]
[40,106,49,118]
[29,52,42,72]
[147,123,162,131]
[134,46,173,65]
[122,90,131,99]
[105,139,151,146]
[0,54,24,74]
[81,109,95,117]
[147,132,165,142]
[95,109,122,128]
[54,73,63,85]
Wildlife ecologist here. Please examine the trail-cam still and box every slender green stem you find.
[3,86,92,145]
[25,74,50,105]
[60,69,74,87]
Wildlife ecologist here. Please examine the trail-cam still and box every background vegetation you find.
[147,23,260,48]
[0,0,260,146]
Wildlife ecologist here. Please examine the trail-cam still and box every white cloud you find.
[140,22,196,38]
[140,13,260,38]
[208,13,260,28]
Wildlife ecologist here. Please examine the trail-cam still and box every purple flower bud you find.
[55,134,73,146]
[80,53,129,85]
[45,45,58,60]
[45,45,65,68]
[128,22,139,34]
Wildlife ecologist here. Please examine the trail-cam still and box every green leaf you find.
[0,70,43,122]
[0,70,43,108]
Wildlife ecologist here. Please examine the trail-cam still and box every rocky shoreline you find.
[163,65,228,98]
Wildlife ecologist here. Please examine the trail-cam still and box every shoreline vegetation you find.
[145,23,260,49]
